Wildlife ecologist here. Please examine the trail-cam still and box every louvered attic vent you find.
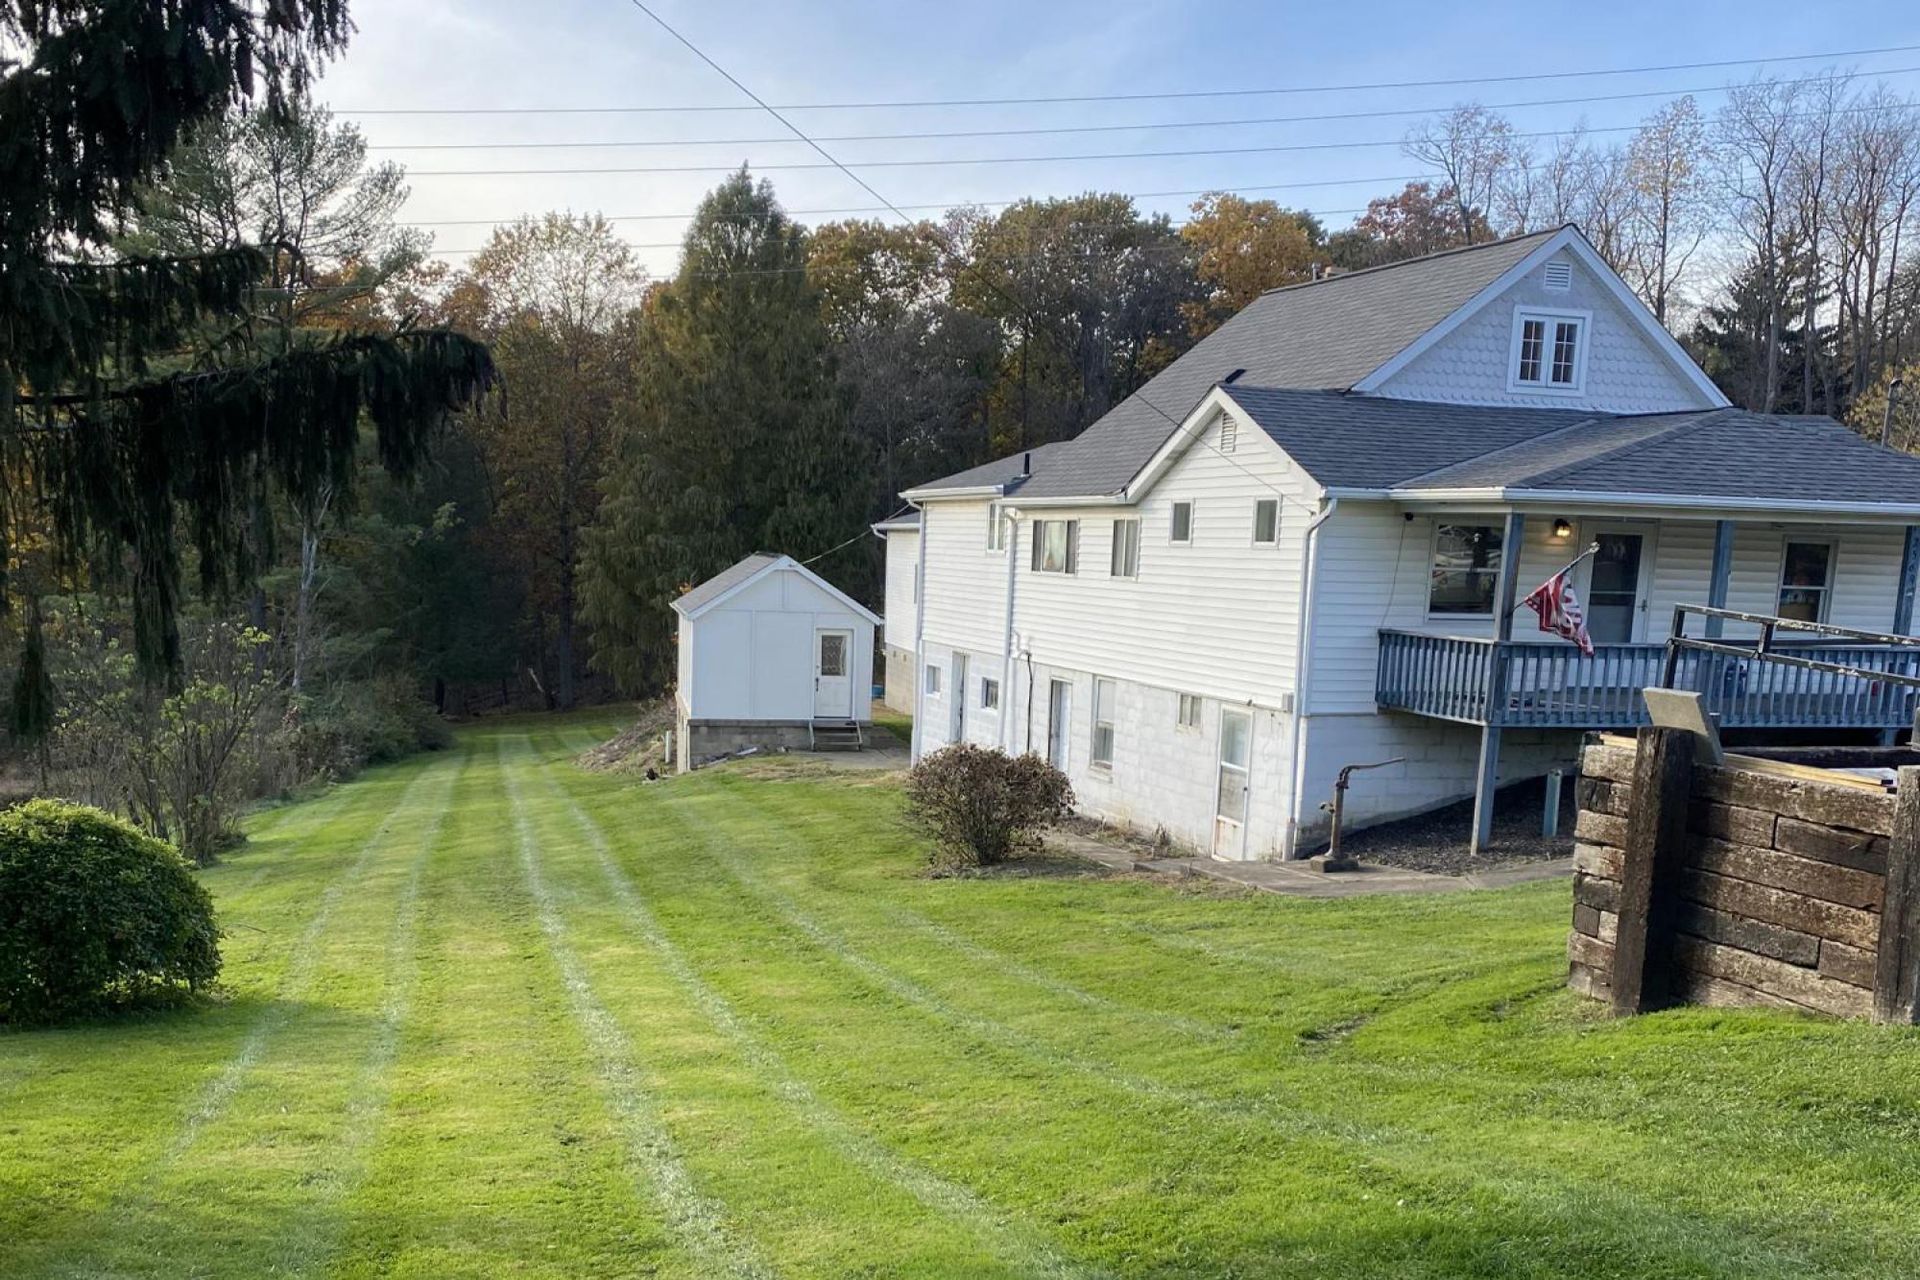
[1218,415,1237,453]
[1543,260,1573,291]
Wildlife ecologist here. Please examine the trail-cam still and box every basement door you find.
[1212,708,1252,860]
[1046,679,1071,772]
[950,652,970,744]
[813,629,853,718]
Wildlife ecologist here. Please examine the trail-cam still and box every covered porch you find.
[1371,506,1920,852]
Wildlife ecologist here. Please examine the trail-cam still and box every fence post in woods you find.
[1875,765,1920,1024]
[1609,725,1696,1015]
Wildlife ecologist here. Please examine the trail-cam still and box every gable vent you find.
[1543,260,1573,292]
[1218,415,1238,453]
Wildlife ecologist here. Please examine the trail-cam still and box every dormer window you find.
[1509,307,1590,394]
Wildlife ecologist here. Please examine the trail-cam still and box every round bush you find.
[0,800,221,1023]
[904,744,1075,868]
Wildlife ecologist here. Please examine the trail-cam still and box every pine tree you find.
[581,172,865,693]
[1,2,493,680]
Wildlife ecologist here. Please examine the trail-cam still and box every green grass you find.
[6,713,1920,1278]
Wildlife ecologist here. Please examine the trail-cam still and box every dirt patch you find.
[1324,774,1577,875]
[926,851,1117,881]
[1059,814,1177,861]
[575,699,675,775]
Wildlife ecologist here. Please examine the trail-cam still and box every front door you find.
[1046,679,1071,771]
[813,629,853,717]
[1212,708,1252,860]
[950,652,970,744]
[1585,528,1654,644]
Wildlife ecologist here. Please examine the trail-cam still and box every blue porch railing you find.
[1376,629,1920,729]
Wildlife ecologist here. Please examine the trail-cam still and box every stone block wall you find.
[1570,738,1902,1019]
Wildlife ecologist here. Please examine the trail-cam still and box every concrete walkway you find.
[1047,829,1572,899]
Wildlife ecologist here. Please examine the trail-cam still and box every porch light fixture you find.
[1551,518,1573,541]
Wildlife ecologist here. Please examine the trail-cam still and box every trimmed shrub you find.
[904,744,1075,868]
[0,800,221,1023]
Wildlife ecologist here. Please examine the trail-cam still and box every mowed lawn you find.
[5,716,1920,1278]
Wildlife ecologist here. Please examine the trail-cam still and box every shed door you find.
[813,629,853,718]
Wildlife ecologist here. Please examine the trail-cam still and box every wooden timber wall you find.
[1569,732,1920,1022]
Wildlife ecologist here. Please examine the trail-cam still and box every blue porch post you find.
[1471,511,1525,857]
[1704,519,1735,640]
[1895,526,1920,637]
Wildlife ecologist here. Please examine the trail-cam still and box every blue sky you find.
[317,0,1920,279]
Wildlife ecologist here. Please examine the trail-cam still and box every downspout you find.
[909,498,929,763]
[1000,507,1022,752]
[1283,496,1340,859]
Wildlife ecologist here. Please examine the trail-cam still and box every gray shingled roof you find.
[909,228,1563,499]
[1221,386,1599,489]
[1409,408,1920,504]
[672,552,779,615]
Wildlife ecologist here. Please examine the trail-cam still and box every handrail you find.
[1662,604,1920,693]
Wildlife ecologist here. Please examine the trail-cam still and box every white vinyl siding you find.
[882,527,920,647]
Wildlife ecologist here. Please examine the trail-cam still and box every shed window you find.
[1778,542,1834,623]
[817,633,847,677]
[1091,678,1117,768]
[1253,499,1279,545]
[1031,519,1078,573]
[1170,501,1194,544]
[1428,524,1505,616]
[924,665,941,695]
[1110,518,1141,577]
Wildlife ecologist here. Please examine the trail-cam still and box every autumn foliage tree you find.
[450,215,646,708]
[1180,194,1324,337]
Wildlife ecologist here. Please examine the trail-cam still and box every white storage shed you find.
[672,553,880,770]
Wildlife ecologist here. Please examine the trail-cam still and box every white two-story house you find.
[889,225,1920,861]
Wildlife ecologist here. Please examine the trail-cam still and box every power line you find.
[364,65,1920,152]
[397,104,1920,178]
[338,42,1920,115]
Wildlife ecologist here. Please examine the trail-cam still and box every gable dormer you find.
[1358,236,1724,415]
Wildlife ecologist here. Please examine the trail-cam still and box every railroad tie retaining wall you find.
[1569,732,1920,1022]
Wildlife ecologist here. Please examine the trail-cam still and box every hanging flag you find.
[1523,570,1595,656]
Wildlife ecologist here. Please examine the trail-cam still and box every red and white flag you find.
[1523,571,1595,656]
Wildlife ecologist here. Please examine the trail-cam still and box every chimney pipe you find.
[1884,378,1907,449]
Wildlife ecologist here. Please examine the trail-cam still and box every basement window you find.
[1091,678,1117,769]
[924,665,941,696]
[1428,523,1505,616]
[1176,693,1203,729]
[980,677,1001,710]
[1509,307,1589,394]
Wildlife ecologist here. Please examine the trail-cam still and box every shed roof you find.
[672,552,881,624]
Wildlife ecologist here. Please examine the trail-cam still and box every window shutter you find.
[1067,521,1079,573]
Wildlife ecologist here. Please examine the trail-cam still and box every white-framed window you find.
[1509,307,1590,394]
[1252,499,1279,545]
[924,664,941,695]
[1176,693,1202,729]
[1428,523,1505,616]
[1778,541,1835,623]
[980,677,1000,710]
[1091,677,1117,769]
[1110,518,1141,577]
[986,502,1009,551]
[1170,501,1194,545]
[1031,519,1078,574]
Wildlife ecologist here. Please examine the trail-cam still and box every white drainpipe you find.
[1283,496,1340,859]
[999,507,1023,752]
[909,498,929,763]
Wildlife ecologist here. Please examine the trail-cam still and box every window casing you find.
[1509,307,1590,394]
[986,502,1009,551]
[1427,523,1505,616]
[1091,678,1116,769]
[980,677,1001,710]
[1176,693,1202,729]
[1252,499,1278,545]
[1031,519,1078,574]
[1110,518,1141,577]
[924,665,941,695]
[1778,542,1835,623]
[1170,501,1194,545]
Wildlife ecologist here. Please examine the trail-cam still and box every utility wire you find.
[398,103,1920,177]
[614,1,1323,518]
[339,42,1920,115]
[366,65,1920,151]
